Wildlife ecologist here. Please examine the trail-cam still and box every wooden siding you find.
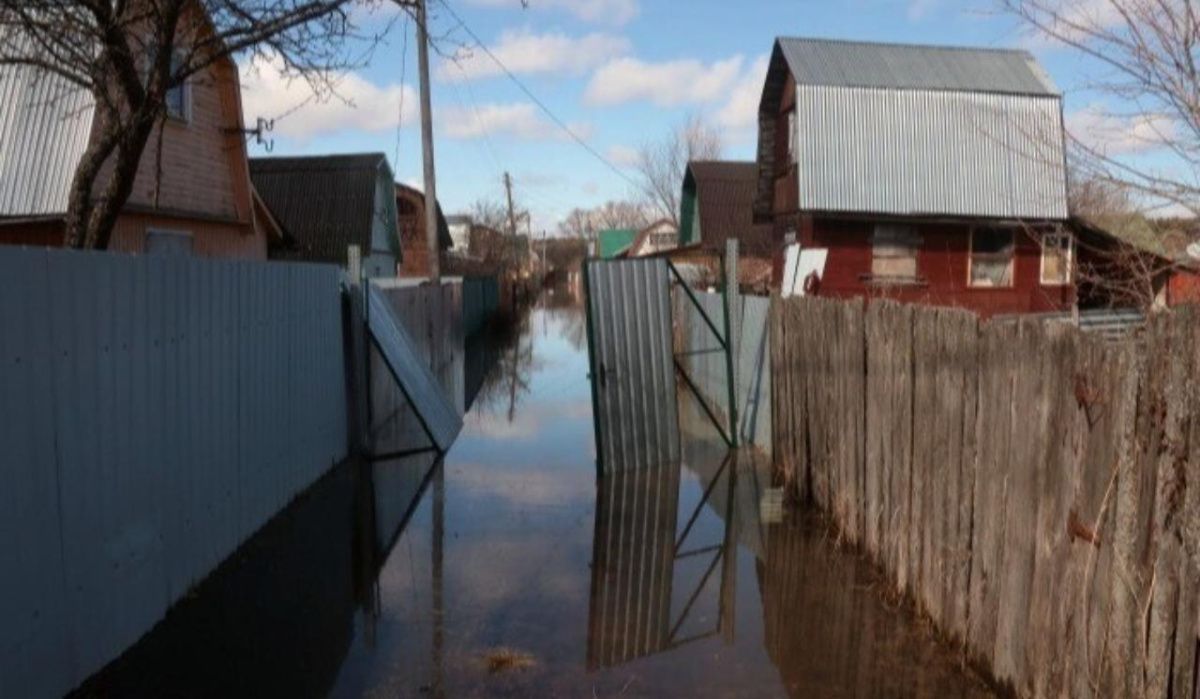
[803,217,1073,317]
[96,59,252,223]
[109,212,265,259]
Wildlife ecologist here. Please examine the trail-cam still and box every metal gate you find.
[583,257,680,471]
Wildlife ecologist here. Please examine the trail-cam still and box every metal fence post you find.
[722,239,740,448]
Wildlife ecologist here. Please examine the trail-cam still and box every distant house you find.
[756,37,1073,317]
[0,29,269,257]
[625,219,679,257]
[250,153,399,278]
[1074,217,1200,309]
[679,161,775,256]
[596,228,638,258]
[395,183,453,278]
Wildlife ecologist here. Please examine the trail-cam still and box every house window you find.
[1040,230,1073,285]
[147,47,190,122]
[871,224,920,281]
[145,228,193,256]
[969,227,1015,287]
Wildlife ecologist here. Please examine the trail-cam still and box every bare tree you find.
[635,114,722,226]
[1000,0,1199,216]
[0,0,399,249]
[468,197,510,233]
[557,200,650,240]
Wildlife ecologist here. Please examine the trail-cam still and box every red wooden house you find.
[755,38,1074,317]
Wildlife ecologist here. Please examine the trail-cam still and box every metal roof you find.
[0,29,96,217]
[777,37,1058,96]
[684,161,775,253]
[759,38,1069,221]
[250,153,391,264]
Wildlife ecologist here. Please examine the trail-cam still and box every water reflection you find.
[73,293,994,698]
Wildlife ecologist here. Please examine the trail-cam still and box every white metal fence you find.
[0,248,348,698]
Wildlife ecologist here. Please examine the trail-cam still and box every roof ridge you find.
[776,35,1033,57]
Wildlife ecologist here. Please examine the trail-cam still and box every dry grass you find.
[483,647,537,674]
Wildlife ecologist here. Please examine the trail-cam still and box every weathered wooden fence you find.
[771,296,1200,699]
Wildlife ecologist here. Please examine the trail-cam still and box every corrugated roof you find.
[250,153,390,264]
[757,38,1069,221]
[0,29,96,217]
[777,37,1057,95]
[686,161,774,253]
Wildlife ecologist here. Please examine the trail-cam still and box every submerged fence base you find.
[771,296,1200,699]
[0,249,348,699]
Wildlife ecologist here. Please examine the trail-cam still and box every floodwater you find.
[74,290,995,698]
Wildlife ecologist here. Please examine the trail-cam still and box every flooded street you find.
[75,295,995,699]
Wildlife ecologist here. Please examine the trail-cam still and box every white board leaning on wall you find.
[780,244,829,298]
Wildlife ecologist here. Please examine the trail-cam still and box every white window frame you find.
[1039,230,1074,286]
[145,228,194,256]
[968,226,1016,289]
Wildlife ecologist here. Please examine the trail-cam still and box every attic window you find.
[787,108,797,160]
[970,227,1015,287]
[871,224,920,281]
[146,47,191,122]
[1040,230,1073,285]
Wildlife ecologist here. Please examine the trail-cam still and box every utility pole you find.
[503,172,517,238]
[416,0,440,282]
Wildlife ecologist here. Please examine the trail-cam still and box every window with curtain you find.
[1040,230,1073,285]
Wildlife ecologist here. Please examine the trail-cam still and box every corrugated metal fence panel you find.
[366,284,463,451]
[585,258,679,472]
[0,248,348,699]
[369,280,466,454]
[794,86,1068,220]
[462,275,500,338]
[676,291,772,455]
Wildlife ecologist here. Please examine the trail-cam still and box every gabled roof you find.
[775,37,1057,96]
[683,161,774,253]
[250,153,392,264]
[0,28,95,217]
[756,37,1069,222]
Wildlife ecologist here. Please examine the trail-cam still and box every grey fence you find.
[462,274,500,338]
[674,290,772,455]
[0,248,348,699]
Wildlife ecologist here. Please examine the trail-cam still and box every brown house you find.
[755,38,1073,317]
[395,183,453,278]
[0,30,268,258]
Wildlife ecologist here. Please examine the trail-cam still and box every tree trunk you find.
[82,109,157,249]
[62,108,122,249]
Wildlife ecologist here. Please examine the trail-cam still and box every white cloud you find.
[441,102,591,142]
[605,144,640,167]
[465,0,639,26]
[1017,0,1127,49]
[239,55,417,141]
[1066,105,1177,157]
[907,0,938,20]
[584,55,745,107]
[440,29,630,81]
[715,54,768,129]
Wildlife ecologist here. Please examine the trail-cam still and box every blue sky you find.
[237,0,1160,232]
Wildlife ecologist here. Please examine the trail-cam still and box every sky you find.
[236,0,1172,233]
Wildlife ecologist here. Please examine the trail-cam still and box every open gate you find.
[582,248,739,472]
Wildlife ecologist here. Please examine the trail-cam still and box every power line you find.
[436,0,640,188]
